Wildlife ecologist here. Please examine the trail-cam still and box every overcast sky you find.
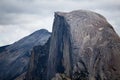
[0,0,120,46]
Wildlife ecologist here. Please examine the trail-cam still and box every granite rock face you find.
[0,45,9,53]
[0,29,51,80]
[47,10,120,80]
[15,72,26,80]
[25,38,50,80]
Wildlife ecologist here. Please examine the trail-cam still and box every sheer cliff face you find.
[25,39,50,80]
[47,10,120,80]
[0,29,51,80]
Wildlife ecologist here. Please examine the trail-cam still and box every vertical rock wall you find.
[25,39,50,80]
[47,10,120,80]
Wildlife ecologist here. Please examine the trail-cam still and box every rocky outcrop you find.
[0,29,51,80]
[47,10,120,80]
[15,72,26,80]
[25,38,50,80]
[51,73,71,80]
[0,45,9,53]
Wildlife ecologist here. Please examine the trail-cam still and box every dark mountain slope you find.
[0,45,9,53]
[0,29,51,80]
[25,38,50,80]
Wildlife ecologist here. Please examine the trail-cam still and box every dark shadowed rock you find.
[0,45,9,53]
[0,29,51,80]
[25,38,50,80]
[15,72,26,80]
[47,10,120,80]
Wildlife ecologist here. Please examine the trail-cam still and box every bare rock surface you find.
[15,72,26,80]
[47,10,120,80]
[25,38,50,80]
[0,29,51,80]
